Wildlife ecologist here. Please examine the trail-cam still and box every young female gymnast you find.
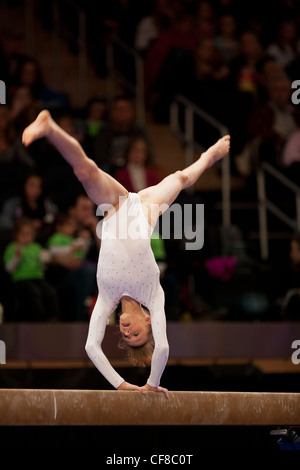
[22,110,230,398]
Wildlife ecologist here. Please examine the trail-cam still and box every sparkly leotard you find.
[85,193,169,389]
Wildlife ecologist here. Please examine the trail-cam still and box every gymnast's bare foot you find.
[22,109,52,147]
[203,135,230,168]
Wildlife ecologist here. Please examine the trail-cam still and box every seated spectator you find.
[248,74,300,166]
[134,0,183,56]
[144,13,197,106]
[266,18,300,69]
[82,95,107,157]
[84,95,107,139]
[280,234,300,320]
[47,212,90,259]
[0,105,34,166]
[114,137,161,193]
[68,193,100,263]
[174,36,232,146]
[195,0,216,38]
[215,30,267,155]
[0,172,57,243]
[92,95,152,173]
[256,56,286,105]
[281,129,300,183]
[3,217,59,321]
[27,112,83,208]
[214,13,239,64]
[182,36,230,109]
[10,57,69,111]
[9,85,40,135]
[0,104,35,205]
[149,26,231,124]
[231,30,265,100]
[0,29,25,84]
[46,211,95,321]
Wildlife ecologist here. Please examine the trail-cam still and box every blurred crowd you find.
[1,0,300,322]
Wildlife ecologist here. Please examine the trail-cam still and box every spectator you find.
[47,212,90,260]
[195,0,216,38]
[183,37,230,105]
[3,217,59,321]
[0,172,57,242]
[114,136,161,192]
[248,74,300,166]
[143,13,197,106]
[85,96,107,139]
[46,212,95,321]
[266,18,300,69]
[9,85,39,135]
[178,37,232,146]
[92,95,152,173]
[214,30,266,155]
[231,30,265,99]
[28,112,83,208]
[281,129,300,183]
[280,234,300,320]
[256,56,286,105]
[0,105,35,205]
[134,0,182,56]
[82,95,107,158]
[214,13,239,64]
[0,29,25,84]
[9,57,68,112]
[68,193,100,263]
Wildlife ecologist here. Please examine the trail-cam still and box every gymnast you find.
[22,110,230,398]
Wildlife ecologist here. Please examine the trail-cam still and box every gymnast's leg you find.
[22,110,128,206]
[139,135,230,222]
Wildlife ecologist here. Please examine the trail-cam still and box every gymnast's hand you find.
[141,383,169,399]
[117,381,144,393]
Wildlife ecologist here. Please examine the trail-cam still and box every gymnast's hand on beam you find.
[117,381,144,393]
[141,383,169,399]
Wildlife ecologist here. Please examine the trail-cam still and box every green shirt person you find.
[4,218,51,282]
[47,213,90,260]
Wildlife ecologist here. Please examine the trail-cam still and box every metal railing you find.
[257,161,300,259]
[105,38,145,125]
[170,95,231,227]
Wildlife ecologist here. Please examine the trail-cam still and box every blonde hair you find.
[118,310,154,367]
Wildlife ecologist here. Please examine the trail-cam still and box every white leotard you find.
[85,192,169,389]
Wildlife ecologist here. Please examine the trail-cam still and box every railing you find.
[170,95,231,227]
[105,38,145,125]
[257,161,300,260]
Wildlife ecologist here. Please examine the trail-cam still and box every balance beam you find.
[0,389,299,426]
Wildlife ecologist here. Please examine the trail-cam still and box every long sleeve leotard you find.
[85,192,169,388]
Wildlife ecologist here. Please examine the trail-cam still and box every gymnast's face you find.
[119,311,151,347]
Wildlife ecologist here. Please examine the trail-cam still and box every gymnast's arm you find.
[85,294,125,389]
[144,286,169,396]
[85,294,144,392]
